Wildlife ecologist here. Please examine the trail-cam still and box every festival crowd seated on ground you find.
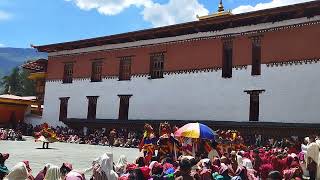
[51,126,142,148]
[0,135,317,180]
[0,128,24,141]
[1,122,320,180]
[1,122,142,148]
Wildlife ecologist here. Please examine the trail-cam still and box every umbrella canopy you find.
[174,123,217,140]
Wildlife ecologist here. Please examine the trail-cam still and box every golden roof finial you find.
[197,0,232,20]
[218,0,224,12]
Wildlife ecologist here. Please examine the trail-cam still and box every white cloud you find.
[232,0,315,14]
[66,0,315,27]
[0,43,5,47]
[67,0,152,15]
[142,0,209,27]
[0,10,11,21]
[66,0,208,27]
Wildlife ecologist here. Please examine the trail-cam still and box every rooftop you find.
[21,59,48,72]
[33,0,319,53]
[0,94,36,105]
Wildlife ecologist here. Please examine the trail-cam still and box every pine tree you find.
[0,66,35,96]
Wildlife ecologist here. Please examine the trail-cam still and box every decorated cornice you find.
[45,58,319,82]
[49,16,320,57]
[132,74,149,78]
[234,65,248,70]
[266,58,320,67]
[104,76,118,80]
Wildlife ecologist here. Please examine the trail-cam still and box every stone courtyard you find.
[0,137,140,177]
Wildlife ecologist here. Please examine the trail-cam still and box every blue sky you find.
[0,0,312,48]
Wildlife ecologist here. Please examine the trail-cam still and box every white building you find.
[32,1,320,134]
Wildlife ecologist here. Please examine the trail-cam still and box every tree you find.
[19,68,35,96]
[0,66,35,96]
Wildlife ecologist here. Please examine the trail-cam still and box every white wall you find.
[42,62,320,127]
[24,114,46,127]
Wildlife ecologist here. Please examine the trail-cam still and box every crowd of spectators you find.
[0,135,317,180]
[0,128,24,141]
[1,122,319,179]
[1,122,142,148]
[51,126,142,148]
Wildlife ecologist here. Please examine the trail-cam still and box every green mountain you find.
[0,47,47,76]
[0,48,47,92]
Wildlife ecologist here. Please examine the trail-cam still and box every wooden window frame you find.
[222,39,233,78]
[63,63,74,84]
[149,52,165,79]
[251,36,262,76]
[91,60,103,82]
[244,90,265,122]
[87,96,99,120]
[118,95,132,120]
[59,97,70,121]
[119,56,132,81]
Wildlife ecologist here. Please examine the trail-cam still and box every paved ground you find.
[0,137,141,177]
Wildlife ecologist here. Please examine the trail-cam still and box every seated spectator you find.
[34,163,52,180]
[0,153,9,180]
[60,163,73,179]
[65,171,85,180]
[175,158,194,180]
[136,157,146,168]
[116,155,128,176]
[4,162,29,180]
[231,166,248,180]
[44,165,61,180]
[90,153,118,180]
[268,171,282,180]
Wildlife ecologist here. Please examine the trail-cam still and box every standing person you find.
[255,135,261,147]
[300,137,309,177]
[208,141,221,160]
[139,124,157,164]
[109,129,117,147]
[34,123,58,149]
[0,153,9,180]
[306,136,319,180]
[252,150,261,176]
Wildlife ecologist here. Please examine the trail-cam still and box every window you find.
[87,96,98,120]
[36,80,45,104]
[36,80,45,94]
[119,57,132,81]
[251,36,262,75]
[63,63,73,83]
[244,90,265,121]
[150,52,165,79]
[91,61,102,82]
[222,39,233,78]
[59,97,69,121]
[118,95,132,120]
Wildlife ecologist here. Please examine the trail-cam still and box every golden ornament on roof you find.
[197,0,232,20]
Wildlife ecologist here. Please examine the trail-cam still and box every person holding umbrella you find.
[175,122,217,157]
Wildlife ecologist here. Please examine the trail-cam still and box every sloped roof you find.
[0,94,36,105]
[21,59,48,72]
[33,1,320,53]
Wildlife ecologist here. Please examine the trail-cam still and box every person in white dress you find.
[306,136,320,180]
